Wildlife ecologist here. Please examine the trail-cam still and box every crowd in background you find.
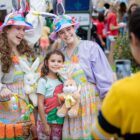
[90,1,139,53]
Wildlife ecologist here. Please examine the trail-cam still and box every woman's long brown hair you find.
[0,26,35,73]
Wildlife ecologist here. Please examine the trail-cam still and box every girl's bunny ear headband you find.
[0,0,33,31]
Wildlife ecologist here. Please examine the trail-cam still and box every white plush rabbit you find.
[19,57,40,107]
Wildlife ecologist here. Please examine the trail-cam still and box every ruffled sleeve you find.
[78,41,114,99]
[89,41,114,99]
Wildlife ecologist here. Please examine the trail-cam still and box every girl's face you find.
[46,54,64,74]
[6,25,25,47]
[58,26,76,44]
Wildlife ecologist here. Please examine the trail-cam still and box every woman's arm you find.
[0,64,12,100]
[90,42,114,99]
[110,23,120,31]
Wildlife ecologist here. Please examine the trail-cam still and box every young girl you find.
[37,50,65,140]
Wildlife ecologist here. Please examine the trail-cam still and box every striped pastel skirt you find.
[62,82,100,140]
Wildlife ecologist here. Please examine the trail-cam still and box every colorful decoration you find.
[71,55,79,63]
[71,16,76,24]
[11,55,19,64]
[0,94,33,139]
[12,94,34,121]
[0,122,24,139]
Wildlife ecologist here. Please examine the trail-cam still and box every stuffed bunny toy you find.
[57,65,81,118]
[57,78,81,118]
[19,57,40,107]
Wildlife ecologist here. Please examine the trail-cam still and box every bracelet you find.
[0,83,7,92]
[0,84,10,102]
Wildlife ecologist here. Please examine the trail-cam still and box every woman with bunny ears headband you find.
[48,1,114,139]
[0,0,39,139]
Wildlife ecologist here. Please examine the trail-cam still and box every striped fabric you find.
[62,61,100,140]
[92,111,140,140]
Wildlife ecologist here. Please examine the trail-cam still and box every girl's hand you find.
[0,88,12,101]
[43,124,51,136]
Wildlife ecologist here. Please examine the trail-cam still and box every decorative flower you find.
[7,20,15,25]
[80,77,87,83]
[12,55,19,64]
[71,16,76,24]
[71,55,79,63]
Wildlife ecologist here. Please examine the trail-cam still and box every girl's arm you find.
[38,93,51,135]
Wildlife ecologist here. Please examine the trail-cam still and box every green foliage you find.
[113,33,140,73]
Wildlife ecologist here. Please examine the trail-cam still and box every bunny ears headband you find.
[0,0,33,31]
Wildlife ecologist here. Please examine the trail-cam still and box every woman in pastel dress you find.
[0,7,38,140]
[50,15,114,140]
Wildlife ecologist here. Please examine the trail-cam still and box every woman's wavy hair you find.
[0,25,35,73]
[41,49,65,77]
[128,3,138,17]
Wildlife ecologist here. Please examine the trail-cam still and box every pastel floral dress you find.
[62,46,99,140]
[0,56,34,139]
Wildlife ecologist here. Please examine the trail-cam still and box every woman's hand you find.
[0,88,12,101]
[118,22,126,28]
[101,41,106,47]
[43,123,51,136]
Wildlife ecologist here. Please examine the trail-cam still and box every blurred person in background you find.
[105,5,126,52]
[128,3,138,18]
